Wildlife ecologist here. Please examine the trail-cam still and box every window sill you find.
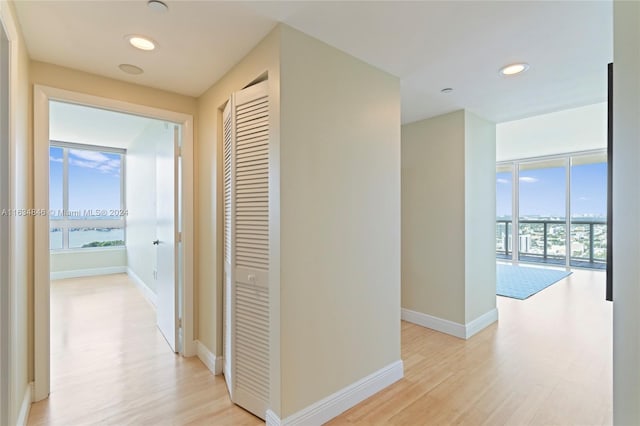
[50,246,126,254]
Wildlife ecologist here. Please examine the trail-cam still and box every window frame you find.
[49,140,126,251]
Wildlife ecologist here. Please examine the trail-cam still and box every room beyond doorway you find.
[32,86,196,402]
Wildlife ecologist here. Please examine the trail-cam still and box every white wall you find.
[50,249,126,279]
[126,120,172,293]
[279,25,402,418]
[613,1,640,423]
[402,110,497,332]
[464,112,497,323]
[497,103,606,161]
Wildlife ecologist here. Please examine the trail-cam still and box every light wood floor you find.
[28,269,611,425]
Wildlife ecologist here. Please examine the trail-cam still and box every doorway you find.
[32,86,195,401]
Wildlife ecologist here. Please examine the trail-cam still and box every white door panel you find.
[156,124,179,352]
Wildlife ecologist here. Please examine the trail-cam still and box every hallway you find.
[28,274,261,426]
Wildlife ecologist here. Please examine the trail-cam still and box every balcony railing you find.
[496,218,607,270]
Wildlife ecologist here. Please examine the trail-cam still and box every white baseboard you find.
[196,340,223,375]
[50,266,126,280]
[401,308,498,339]
[266,360,403,426]
[402,308,466,338]
[465,308,499,339]
[127,268,157,308]
[16,382,33,426]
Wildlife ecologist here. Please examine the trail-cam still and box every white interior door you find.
[155,124,179,352]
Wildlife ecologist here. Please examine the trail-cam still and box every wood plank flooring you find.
[28,268,611,425]
[329,268,611,425]
[28,274,262,426]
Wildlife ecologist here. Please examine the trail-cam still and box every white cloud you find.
[66,150,120,174]
[496,178,509,184]
[69,158,99,169]
[579,196,590,201]
[69,149,110,163]
[49,156,63,163]
[519,176,539,183]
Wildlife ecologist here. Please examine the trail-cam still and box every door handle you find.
[153,240,160,245]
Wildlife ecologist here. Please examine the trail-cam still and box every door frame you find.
[33,85,196,402]
[0,6,10,424]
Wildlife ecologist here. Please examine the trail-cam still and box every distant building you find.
[519,235,531,253]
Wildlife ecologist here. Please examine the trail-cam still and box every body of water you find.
[50,228,125,249]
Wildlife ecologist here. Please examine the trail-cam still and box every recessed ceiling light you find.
[126,35,156,51]
[119,64,144,75]
[441,88,453,93]
[147,0,168,12]
[500,63,530,76]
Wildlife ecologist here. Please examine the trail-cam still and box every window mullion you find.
[62,147,69,250]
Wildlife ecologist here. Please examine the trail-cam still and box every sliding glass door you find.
[496,150,607,270]
[518,159,567,265]
[570,153,607,269]
[496,164,513,259]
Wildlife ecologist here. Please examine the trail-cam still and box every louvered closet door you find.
[224,80,270,420]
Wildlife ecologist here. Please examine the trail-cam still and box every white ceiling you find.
[50,101,159,149]
[15,1,612,124]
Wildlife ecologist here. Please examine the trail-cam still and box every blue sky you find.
[50,146,121,213]
[497,162,607,218]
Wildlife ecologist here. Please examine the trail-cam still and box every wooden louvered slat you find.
[235,280,270,402]
[224,104,233,266]
[237,130,269,143]
[236,98,268,115]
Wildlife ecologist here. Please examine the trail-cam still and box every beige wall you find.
[402,111,466,323]
[613,1,640,423]
[30,61,197,117]
[278,26,401,417]
[1,0,31,423]
[50,249,126,275]
[497,103,606,161]
[197,24,402,418]
[464,112,497,322]
[196,27,281,372]
[402,110,496,326]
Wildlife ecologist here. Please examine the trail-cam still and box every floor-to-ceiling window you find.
[496,150,607,269]
[496,164,513,259]
[49,142,126,250]
[570,153,607,269]
[518,158,567,266]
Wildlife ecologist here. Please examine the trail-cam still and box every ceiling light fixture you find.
[126,35,156,51]
[147,0,168,12]
[119,64,144,75]
[499,63,529,76]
